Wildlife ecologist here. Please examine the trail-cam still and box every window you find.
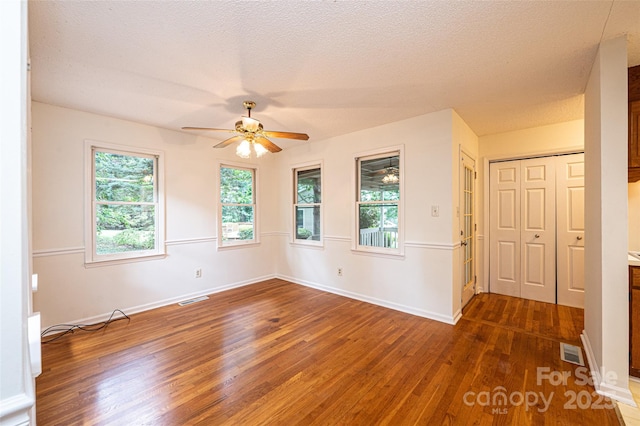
[293,164,322,243]
[356,150,402,253]
[85,142,164,264]
[219,164,257,246]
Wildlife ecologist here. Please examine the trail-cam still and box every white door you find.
[489,161,521,297]
[556,154,585,308]
[520,157,556,303]
[461,152,475,307]
[489,157,557,303]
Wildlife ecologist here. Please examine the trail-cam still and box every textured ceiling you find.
[28,1,640,147]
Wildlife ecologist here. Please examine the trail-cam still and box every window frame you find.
[292,161,323,246]
[84,140,165,266]
[353,146,404,256]
[217,161,259,249]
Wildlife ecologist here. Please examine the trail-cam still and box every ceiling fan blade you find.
[255,136,282,153]
[213,135,245,148]
[262,130,309,141]
[182,126,236,133]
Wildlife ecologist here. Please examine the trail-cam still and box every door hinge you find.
[474,171,477,179]
[474,223,477,231]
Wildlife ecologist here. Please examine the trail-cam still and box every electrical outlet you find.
[195,268,202,278]
[337,268,343,276]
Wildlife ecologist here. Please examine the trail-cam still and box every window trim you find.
[291,160,323,247]
[353,145,404,256]
[84,140,166,266]
[217,161,260,249]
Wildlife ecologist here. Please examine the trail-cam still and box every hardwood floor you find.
[36,279,620,425]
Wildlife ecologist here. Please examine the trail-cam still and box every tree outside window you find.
[87,143,164,264]
[220,165,256,244]
[294,166,321,242]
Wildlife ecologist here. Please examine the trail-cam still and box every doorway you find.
[488,153,585,307]
[461,151,475,308]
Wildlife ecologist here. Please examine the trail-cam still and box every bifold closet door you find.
[489,161,521,297]
[489,157,556,303]
[520,157,556,303]
[556,154,585,308]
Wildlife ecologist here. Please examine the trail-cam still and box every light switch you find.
[431,205,439,217]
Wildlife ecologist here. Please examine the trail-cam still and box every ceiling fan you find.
[182,101,309,158]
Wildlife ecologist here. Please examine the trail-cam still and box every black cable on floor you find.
[40,309,131,343]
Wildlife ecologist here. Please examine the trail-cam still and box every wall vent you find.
[178,296,209,306]
[560,342,585,366]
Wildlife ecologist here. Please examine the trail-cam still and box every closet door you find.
[490,157,557,303]
[489,161,521,297]
[520,157,556,303]
[556,153,585,308]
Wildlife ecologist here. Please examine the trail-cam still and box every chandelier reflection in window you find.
[381,171,399,184]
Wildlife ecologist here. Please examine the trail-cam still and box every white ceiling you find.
[29,1,640,148]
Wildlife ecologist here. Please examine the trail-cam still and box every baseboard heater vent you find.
[178,296,209,306]
[560,342,585,366]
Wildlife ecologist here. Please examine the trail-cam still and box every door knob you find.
[534,234,540,238]
[577,236,583,240]
[461,241,467,246]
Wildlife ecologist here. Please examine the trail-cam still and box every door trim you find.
[460,149,476,308]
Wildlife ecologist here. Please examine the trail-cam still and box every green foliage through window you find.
[294,167,321,241]
[94,150,157,255]
[220,166,255,243]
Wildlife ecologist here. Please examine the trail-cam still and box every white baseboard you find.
[0,392,34,426]
[451,309,462,324]
[41,273,458,339]
[278,274,458,325]
[581,330,637,407]
[40,274,277,334]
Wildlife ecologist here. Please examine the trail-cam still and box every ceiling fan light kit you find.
[182,100,309,159]
[236,139,268,159]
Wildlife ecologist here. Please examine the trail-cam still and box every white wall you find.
[32,102,279,328]
[583,36,633,404]
[31,104,478,330]
[273,109,476,323]
[477,119,584,291]
[479,119,584,160]
[0,1,35,424]
[630,181,640,251]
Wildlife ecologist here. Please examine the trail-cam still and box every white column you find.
[0,1,35,425]
[582,36,634,405]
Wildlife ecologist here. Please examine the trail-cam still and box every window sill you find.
[217,241,261,251]
[290,240,324,249]
[85,253,167,268]
[351,247,405,260]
